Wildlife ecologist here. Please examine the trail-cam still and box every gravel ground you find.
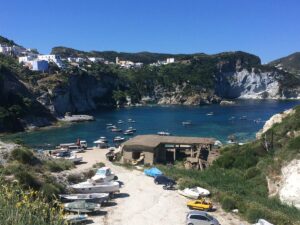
[70,148,250,225]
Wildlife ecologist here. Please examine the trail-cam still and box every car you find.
[186,210,220,225]
[154,175,176,185]
[187,199,213,211]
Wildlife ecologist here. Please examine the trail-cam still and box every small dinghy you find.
[64,200,101,213]
[178,187,210,199]
[64,214,89,224]
[59,193,109,203]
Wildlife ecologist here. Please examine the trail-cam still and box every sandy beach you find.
[70,148,250,225]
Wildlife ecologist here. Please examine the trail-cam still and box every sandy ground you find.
[70,148,250,225]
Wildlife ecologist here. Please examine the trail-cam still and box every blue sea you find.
[4,100,300,149]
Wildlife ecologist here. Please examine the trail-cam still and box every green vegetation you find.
[269,52,300,76]
[44,159,74,172]
[159,105,300,225]
[0,180,65,225]
[0,35,19,46]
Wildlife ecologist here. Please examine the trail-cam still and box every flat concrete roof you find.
[122,135,216,152]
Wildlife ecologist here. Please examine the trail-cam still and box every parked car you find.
[187,199,213,211]
[154,175,176,185]
[186,211,219,225]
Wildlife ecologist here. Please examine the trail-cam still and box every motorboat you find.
[178,187,210,199]
[106,123,113,126]
[206,112,214,116]
[99,136,108,143]
[124,129,134,135]
[253,219,274,225]
[64,214,89,224]
[113,136,125,142]
[59,193,109,203]
[117,120,124,124]
[93,139,108,149]
[182,121,192,126]
[128,118,136,123]
[128,127,136,132]
[107,125,116,129]
[64,200,101,213]
[157,131,171,136]
[111,128,122,132]
[70,180,120,194]
[91,167,116,182]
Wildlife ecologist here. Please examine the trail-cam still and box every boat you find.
[106,123,113,126]
[64,214,89,224]
[64,200,101,213]
[182,121,192,126]
[93,139,108,149]
[128,119,136,123]
[59,193,109,203]
[254,219,274,225]
[128,127,137,132]
[144,167,163,177]
[70,180,120,194]
[178,187,210,199]
[124,130,134,135]
[99,136,108,143]
[53,151,83,164]
[111,128,122,132]
[117,120,124,124]
[157,131,171,136]
[107,125,116,129]
[91,167,116,182]
[206,112,214,116]
[113,136,125,142]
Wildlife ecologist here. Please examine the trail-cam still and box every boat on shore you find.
[70,180,120,194]
[59,193,109,203]
[91,167,116,182]
[178,187,210,199]
[53,151,83,164]
[64,200,101,213]
[64,214,89,224]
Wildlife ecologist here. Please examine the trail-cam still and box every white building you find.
[0,44,26,56]
[88,57,104,63]
[19,55,36,63]
[37,54,64,68]
[166,58,175,64]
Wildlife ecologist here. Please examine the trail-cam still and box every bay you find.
[4,100,300,149]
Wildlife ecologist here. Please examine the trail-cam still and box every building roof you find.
[122,135,216,152]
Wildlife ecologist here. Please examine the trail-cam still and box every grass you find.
[157,105,300,225]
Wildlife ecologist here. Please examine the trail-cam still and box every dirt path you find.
[71,148,250,225]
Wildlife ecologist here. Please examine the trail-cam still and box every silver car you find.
[186,211,220,225]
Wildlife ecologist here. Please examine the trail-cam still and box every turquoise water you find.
[4,100,300,149]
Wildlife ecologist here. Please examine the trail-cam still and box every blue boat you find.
[144,167,163,177]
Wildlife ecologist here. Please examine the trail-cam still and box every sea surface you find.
[4,100,300,149]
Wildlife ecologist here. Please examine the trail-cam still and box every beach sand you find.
[70,148,250,225]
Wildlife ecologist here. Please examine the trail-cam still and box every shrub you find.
[14,170,40,189]
[244,167,261,179]
[41,183,61,200]
[67,173,84,184]
[92,162,105,168]
[10,147,39,165]
[220,195,237,211]
[45,159,74,172]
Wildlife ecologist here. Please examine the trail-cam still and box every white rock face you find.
[279,159,300,209]
[256,109,295,139]
[216,69,300,99]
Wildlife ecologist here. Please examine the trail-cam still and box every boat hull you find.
[70,181,120,194]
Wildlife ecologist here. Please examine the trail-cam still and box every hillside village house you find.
[115,57,143,68]
[31,60,48,72]
[37,54,64,68]
[0,44,26,56]
[19,55,36,63]
[88,57,104,62]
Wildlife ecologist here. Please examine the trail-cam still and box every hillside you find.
[160,105,300,225]
[0,35,19,46]
[51,46,202,64]
[269,52,300,76]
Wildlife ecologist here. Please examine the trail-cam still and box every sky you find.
[0,0,299,63]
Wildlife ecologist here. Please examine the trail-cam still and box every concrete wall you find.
[122,150,154,165]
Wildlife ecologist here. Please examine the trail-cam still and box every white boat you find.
[107,125,116,129]
[128,119,136,123]
[254,219,274,225]
[178,187,210,199]
[111,128,122,132]
[157,131,171,136]
[124,130,134,135]
[64,214,89,224]
[113,136,125,142]
[117,120,124,124]
[59,193,109,203]
[91,167,116,182]
[182,121,192,125]
[128,127,136,132]
[99,136,108,143]
[206,112,214,116]
[53,152,83,164]
[93,139,108,149]
[70,180,120,194]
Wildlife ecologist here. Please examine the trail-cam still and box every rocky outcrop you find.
[215,69,300,99]
[36,74,117,116]
[256,109,295,139]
